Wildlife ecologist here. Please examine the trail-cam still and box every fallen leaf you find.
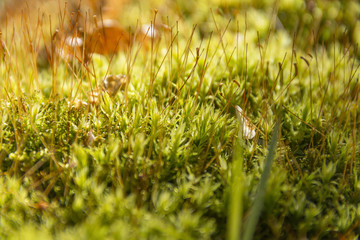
[87,19,130,55]
[141,24,159,38]
[101,74,127,97]
[136,23,171,50]
[235,105,256,139]
[52,29,89,64]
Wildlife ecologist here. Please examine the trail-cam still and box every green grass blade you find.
[227,136,245,240]
[242,121,280,240]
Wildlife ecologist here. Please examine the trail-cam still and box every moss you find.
[0,0,360,239]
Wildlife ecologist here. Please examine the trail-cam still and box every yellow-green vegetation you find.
[1,0,360,239]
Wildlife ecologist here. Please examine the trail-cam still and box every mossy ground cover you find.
[0,0,360,239]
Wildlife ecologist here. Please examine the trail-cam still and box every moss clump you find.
[1,0,360,239]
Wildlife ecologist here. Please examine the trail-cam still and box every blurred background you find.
[0,0,359,51]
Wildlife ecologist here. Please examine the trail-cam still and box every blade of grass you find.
[242,120,280,240]
[227,131,245,240]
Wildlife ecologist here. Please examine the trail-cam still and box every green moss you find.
[1,0,360,239]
